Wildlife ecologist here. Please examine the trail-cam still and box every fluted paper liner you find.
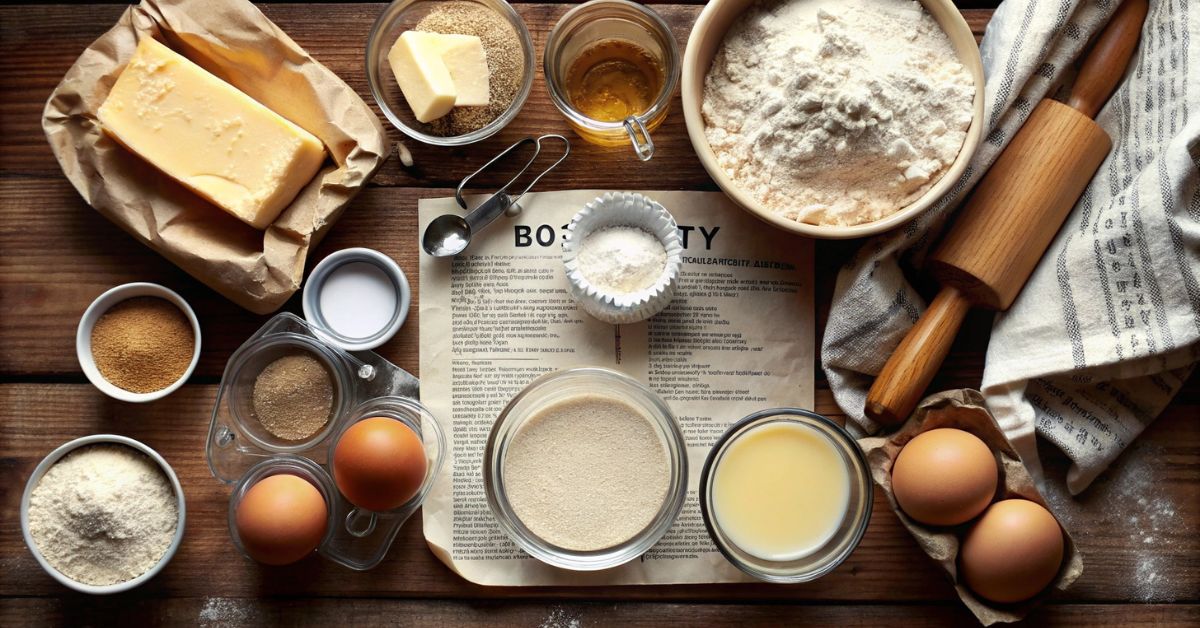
[858,389,1084,625]
[562,192,683,324]
[43,0,388,314]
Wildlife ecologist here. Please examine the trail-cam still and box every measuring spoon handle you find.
[463,191,514,234]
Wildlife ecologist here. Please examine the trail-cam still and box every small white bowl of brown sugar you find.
[76,283,201,403]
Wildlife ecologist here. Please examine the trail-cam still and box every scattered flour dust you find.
[1038,441,1189,602]
[703,0,974,226]
[1116,453,1182,602]
[539,605,583,628]
[198,597,255,625]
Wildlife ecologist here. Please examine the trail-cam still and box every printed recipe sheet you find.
[419,190,814,585]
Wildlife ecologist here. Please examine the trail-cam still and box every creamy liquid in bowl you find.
[711,421,851,560]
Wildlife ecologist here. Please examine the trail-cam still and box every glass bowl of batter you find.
[483,367,688,570]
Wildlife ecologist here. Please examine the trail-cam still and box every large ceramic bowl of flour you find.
[682,0,984,239]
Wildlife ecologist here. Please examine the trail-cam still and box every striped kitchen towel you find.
[822,0,1199,494]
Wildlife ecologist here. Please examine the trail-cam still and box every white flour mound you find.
[27,444,178,586]
[703,0,974,227]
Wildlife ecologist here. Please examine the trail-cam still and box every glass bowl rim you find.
[542,0,682,132]
[224,333,352,455]
[698,407,873,583]
[482,366,689,570]
[365,0,536,146]
[325,395,448,514]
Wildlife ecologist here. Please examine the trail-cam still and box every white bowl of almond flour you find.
[682,0,985,239]
[20,435,185,594]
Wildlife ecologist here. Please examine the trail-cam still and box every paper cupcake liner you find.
[562,192,683,324]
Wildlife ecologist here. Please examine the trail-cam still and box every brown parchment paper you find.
[42,0,388,314]
[858,389,1084,625]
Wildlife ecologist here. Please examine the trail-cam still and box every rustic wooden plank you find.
[0,177,999,380]
[0,4,994,188]
[1,383,1195,602]
[3,2,1195,624]
[0,384,951,601]
[2,598,1196,627]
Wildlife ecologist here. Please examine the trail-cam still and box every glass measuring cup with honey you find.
[544,0,680,161]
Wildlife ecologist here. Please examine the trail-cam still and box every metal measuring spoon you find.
[422,193,511,257]
[422,135,570,258]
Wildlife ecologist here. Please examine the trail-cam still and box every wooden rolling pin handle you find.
[1066,0,1149,118]
[864,286,972,426]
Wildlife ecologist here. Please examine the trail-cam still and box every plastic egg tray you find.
[205,312,444,570]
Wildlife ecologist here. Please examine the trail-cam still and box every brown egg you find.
[961,499,1065,603]
[333,417,427,512]
[235,474,328,565]
[891,428,997,526]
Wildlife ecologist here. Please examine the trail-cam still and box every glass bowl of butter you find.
[366,0,535,146]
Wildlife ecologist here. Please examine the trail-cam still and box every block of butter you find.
[388,31,489,123]
[434,34,490,107]
[388,31,458,123]
[98,37,326,230]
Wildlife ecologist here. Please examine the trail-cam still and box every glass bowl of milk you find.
[699,409,872,582]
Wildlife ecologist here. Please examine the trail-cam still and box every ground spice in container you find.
[252,353,334,441]
[27,444,178,586]
[414,1,523,136]
[503,393,670,551]
[90,297,194,393]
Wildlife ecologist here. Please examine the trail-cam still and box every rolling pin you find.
[864,0,1149,427]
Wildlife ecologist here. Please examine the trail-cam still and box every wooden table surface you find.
[1,2,1197,625]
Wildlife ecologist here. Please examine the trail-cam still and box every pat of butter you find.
[433,34,490,107]
[97,38,325,230]
[388,31,458,123]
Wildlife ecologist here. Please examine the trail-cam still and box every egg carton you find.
[205,312,444,570]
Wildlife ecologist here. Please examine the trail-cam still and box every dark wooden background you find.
[1,1,1196,625]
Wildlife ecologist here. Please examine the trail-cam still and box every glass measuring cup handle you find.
[623,116,655,161]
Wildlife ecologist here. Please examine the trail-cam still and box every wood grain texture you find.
[1066,0,1150,118]
[0,176,1002,383]
[2,2,1198,626]
[1,384,1196,605]
[868,98,1116,425]
[868,97,1116,426]
[930,100,1113,310]
[3,599,1199,627]
[0,4,993,188]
